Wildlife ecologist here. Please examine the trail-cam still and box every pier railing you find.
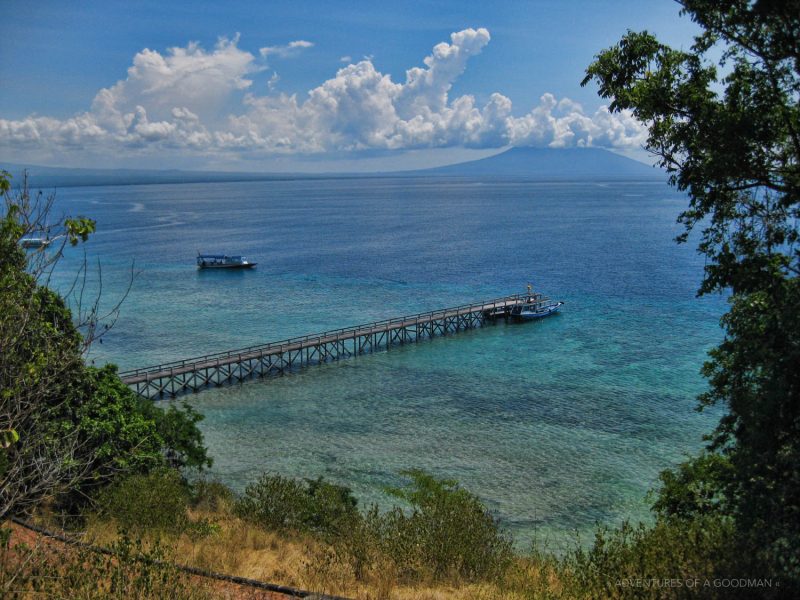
[119,294,521,379]
[119,293,526,398]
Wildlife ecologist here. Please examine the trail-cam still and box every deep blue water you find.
[49,177,725,549]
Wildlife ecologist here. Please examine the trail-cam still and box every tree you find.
[1,171,211,519]
[582,0,800,582]
[1,171,96,517]
[56,365,212,512]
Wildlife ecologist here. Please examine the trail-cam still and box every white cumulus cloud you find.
[0,28,648,164]
[96,35,257,124]
[260,39,314,58]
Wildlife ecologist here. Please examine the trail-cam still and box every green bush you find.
[190,479,236,514]
[305,477,360,535]
[565,516,737,599]
[234,474,359,537]
[651,452,733,519]
[152,401,213,471]
[95,469,190,535]
[378,469,513,582]
[240,470,513,584]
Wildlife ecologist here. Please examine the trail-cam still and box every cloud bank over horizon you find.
[0,28,647,165]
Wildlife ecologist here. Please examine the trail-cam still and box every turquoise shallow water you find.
[48,177,725,549]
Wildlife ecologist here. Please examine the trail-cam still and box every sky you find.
[0,0,700,172]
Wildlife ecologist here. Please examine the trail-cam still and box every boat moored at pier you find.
[509,285,564,320]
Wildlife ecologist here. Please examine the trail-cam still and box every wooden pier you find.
[119,294,527,399]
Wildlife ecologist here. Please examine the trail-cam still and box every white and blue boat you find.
[197,254,257,269]
[20,237,49,249]
[511,286,564,320]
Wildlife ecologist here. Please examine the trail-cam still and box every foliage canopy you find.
[0,170,211,519]
[583,0,800,584]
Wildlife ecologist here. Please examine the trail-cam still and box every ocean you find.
[48,176,725,549]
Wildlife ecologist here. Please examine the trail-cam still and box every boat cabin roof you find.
[522,295,553,305]
[198,254,244,260]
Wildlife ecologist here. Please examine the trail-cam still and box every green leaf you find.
[0,429,20,449]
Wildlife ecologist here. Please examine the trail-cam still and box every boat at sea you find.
[20,237,49,249]
[510,285,564,320]
[196,254,257,269]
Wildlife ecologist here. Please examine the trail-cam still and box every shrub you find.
[151,401,213,471]
[234,474,308,532]
[313,470,513,585]
[95,469,190,535]
[651,452,733,519]
[262,470,514,585]
[566,516,737,599]
[305,477,360,536]
[190,479,236,514]
[234,474,359,537]
[378,469,513,582]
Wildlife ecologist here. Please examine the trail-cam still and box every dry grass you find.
[2,522,212,600]
[86,511,309,585]
[81,509,563,600]
[21,472,742,600]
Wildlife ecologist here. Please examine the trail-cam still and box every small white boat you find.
[197,254,257,269]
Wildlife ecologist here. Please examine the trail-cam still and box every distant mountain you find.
[1,147,660,188]
[415,146,661,180]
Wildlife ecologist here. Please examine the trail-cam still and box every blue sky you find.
[0,1,699,171]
